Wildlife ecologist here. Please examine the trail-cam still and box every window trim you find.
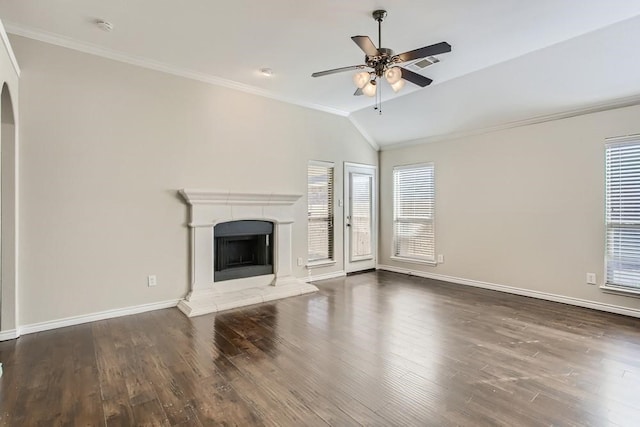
[392,162,436,264]
[307,160,335,264]
[600,284,640,298]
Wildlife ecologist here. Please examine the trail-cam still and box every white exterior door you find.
[344,163,377,273]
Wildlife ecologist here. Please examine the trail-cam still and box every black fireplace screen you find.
[214,220,274,282]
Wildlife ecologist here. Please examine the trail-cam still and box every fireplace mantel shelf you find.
[179,189,302,206]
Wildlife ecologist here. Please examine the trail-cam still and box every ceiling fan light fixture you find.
[362,80,377,97]
[390,79,405,93]
[353,71,370,89]
[384,67,402,85]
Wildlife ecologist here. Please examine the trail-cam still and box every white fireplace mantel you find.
[177,189,318,317]
[180,190,301,206]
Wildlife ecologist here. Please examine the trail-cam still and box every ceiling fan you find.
[311,10,451,98]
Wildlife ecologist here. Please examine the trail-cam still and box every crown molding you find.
[13,21,637,153]
[4,22,350,117]
[381,92,640,151]
[0,20,20,77]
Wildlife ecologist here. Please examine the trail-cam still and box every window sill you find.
[306,260,337,269]
[390,256,437,267]
[600,284,640,298]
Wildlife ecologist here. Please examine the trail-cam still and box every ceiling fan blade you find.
[312,65,364,78]
[400,68,433,87]
[395,41,452,63]
[354,88,363,96]
[351,36,380,57]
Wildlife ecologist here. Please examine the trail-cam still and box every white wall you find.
[0,22,19,334]
[11,35,377,326]
[380,104,640,314]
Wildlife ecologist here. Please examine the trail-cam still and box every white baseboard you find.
[19,299,181,335]
[303,270,347,283]
[0,329,19,341]
[377,264,640,319]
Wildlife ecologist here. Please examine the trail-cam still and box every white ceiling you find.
[2,0,640,148]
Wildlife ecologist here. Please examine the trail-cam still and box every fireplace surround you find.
[177,190,318,317]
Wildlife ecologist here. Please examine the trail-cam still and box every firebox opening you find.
[214,220,274,282]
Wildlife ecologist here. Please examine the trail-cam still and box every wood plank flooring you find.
[1,271,640,426]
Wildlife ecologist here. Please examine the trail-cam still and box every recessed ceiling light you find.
[260,68,273,77]
[96,20,114,32]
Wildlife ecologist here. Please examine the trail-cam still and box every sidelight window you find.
[308,161,335,263]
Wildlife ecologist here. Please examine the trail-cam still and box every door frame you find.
[0,82,18,339]
[343,162,377,274]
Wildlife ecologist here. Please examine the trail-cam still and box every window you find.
[393,163,435,263]
[605,137,640,291]
[308,161,334,263]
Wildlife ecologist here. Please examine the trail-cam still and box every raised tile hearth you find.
[177,190,318,317]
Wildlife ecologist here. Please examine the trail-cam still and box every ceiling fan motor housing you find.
[367,47,395,77]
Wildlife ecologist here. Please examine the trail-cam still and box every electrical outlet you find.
[586,273,597,285]
[147,275,157,287]
[437,254,444,264]
[297,257,303,267]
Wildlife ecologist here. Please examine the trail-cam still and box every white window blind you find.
[308,161,334,262]
[393,163,435,262]
[606,138,640,290]
[350,173,373,259]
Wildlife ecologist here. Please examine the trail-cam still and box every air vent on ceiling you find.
[406,56,440,72]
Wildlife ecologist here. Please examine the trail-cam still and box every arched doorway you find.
[1,82,17,335]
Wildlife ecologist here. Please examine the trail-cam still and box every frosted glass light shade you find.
[385,67,402,84]
[390,79,405,93]
[362,80,377,97]
[353,71,370,89]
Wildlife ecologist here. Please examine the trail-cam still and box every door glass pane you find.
[351,173,372,260]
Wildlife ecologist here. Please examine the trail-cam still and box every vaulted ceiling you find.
[2,1,640,148]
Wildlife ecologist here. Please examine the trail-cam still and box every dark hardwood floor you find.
[1,271,640,426]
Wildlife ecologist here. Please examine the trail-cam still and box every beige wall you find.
[0,23,19,333]
[380,104,640,313]
[11,35,377,326]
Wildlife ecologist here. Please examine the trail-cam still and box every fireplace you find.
[214,220,273,282]
[177,190,319,317]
